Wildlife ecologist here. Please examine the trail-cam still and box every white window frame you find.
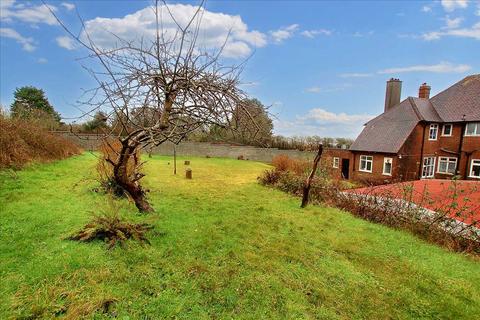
[442,124,452,137]
[429,124,438,140]
[421,157,436,178]
[469,159,480,178]
[437,157,457,175]
[333,157,339,168]
[465,122,480,136]
[359,155,373,173]
[382,157,393,176]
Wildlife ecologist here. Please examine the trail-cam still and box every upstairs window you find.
[437,157,457,175]
[442,124,452,136]
[429,124,438,140]
[333,157,339,168]
[359,155,373,173]
[465,122,480,136]
[470,159,480,178]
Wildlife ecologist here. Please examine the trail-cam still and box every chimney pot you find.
[384,78,402,112]
[418,83,431,99]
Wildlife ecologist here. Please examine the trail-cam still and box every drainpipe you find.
[457,115,466,178]
[418,122,427,179]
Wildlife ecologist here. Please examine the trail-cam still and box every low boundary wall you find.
[53,132,318,163]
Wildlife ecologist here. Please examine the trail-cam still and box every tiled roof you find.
[430,74,480,122]
[350,99,420,153]
[350,74,480,153]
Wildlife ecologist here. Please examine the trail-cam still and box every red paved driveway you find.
[351,180,480,225]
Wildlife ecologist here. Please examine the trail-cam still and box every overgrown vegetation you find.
[259,155,480,254]
[1,154,479,318]
[10,86,61,130]
[67,209,153,249]
[0,115,81,169]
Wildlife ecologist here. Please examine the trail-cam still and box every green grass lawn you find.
[1,153,479,319]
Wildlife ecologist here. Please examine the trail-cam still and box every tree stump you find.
[186,168,192,179]
[184,160,190,165]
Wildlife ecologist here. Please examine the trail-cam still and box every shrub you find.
[272,154,310,175]
[0,116,81,169]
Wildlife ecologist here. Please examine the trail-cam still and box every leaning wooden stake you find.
[301,144,323,208]
[173,145,177,175]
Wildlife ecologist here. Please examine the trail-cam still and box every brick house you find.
[328,74,480,183]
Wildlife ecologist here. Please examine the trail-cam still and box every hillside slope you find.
[0,154,479,319]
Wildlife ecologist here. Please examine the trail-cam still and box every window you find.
[421,157,435,178]
[442,124,452,136]
[437,157,457,175]
[383,157,393,176]
[333,157,339,168]
[429,124,438,140]
[465,122,480,136]
[470,159,480,178]
[359,155,373,173]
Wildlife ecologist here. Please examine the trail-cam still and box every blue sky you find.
[1,0,479,138]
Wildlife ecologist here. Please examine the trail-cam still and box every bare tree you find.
[48,0,261,212]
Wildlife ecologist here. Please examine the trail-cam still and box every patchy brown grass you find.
[0,116,81,169]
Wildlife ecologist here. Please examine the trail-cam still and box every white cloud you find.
[353,30,374,37]
[444,16,463,29]
[441,0,468,12]
[305,86,322,93]
[339,73,373,78]
[0,27,35,51]
[78,3,267,58]
[300,29,332,38]
[422,22,480,40]
[378,61,471,74]
[37,57,48,63]
[56,36,76,50]
[61,2,75,11]
[422,5,433,12]
[273,108,374,138]
[305,83,352,94]
[270,24,299,43]
[0,0,58,25]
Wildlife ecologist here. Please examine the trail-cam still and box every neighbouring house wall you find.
[321,148,353,179]
[350,152,399,184]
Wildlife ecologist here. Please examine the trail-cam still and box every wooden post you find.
[173,145,177,175]
[301,144,323,208]
[186,168,192,179]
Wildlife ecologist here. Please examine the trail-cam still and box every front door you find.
[341,158,350,179]
[421,157,435,178]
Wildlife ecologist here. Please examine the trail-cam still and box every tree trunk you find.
[301,144,323,208]
[113,143,154,213]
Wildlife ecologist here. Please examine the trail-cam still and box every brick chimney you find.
[418,83,431,99]
[384,78,402,112]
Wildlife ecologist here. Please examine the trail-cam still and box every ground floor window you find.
[333,157,339,168]
[437,157,457,175]
[383,157,393,176]
[422,157,435,178]
[470,159,480,178]
[359,155,373,173]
